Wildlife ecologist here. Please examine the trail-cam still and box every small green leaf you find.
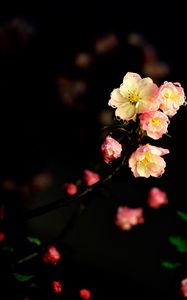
[26,236,41,246]
[13,273,34,282]
[177,210,187,222]
[161,261,181,269]
[169,235,187,253]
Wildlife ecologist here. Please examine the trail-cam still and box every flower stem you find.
[17,252,38,264]
[23,154,129,220]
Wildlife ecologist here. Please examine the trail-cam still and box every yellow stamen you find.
[128,89,140,104]
[151,117,160,125]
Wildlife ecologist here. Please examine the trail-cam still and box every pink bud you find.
[80,289,91,300]
[101,136,122,163]
[52,281,63,293]
[64,183,78,195]
[43,246,61,265]
[83,169,100,186]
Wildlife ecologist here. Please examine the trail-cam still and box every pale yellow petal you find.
[108,88,125,108]
[120,75,140,98]
[115,103,136,121]
[137,161,150,178]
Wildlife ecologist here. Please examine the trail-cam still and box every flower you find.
[52,281,63,293]
[101,136,122,163]
[139,110,169,140]
[128,144,169,178]
[79,289,91,300]
[43,246,61,265]
[115,206,144,230]
[0,232,5,242]
[147,187,168,209]
[181,278,187,297]
[83,169,100,186]
[108,72,159,121]
[64,183,78,195]
[157,81,186,117]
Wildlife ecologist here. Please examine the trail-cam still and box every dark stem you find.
[23,153,129,221]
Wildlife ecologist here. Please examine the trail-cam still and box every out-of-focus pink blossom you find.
[115,206,144,230]
[181,278,187,297]
[101,136,122,163]
[147,187,168,209]
[108,72,159,121]
[52,281,63,293]
[83,170,100,186]
[139,110,169,140]
[31,172,53,191]
[43,246,60,265]
[75,52,92,69]
[0,232,5,242]
[79,289,91,300]
[94,33,118,54]
[128,144,169,178]
[157,81,186,117]
[64,183,78,195]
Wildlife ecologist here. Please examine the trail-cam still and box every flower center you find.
[151,117,160,126]
[164,89,170,99]
[142,152,152,167]
[128,89,139,104]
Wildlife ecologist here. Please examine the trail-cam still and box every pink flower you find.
[0,232,5,242]
[128,144,169,178]
[147,187,168,209]
[79,289,91,300]
[83,169,100,186]
[108,72,159,121]
[52,281,63,293]
[139,110,169,140]
[64,183,78,195]
[101,136,122,163]
[181,278,187,297]
[43,246,61,265]
[115,206,144,230]
[157,81,186,117]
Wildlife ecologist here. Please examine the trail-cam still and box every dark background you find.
[0,1,187,299]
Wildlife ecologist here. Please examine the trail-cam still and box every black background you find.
[0,1,187,299]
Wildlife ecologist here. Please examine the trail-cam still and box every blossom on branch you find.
[147,187,168,209]
[101,136,122,163]
[79,289,91,300]
[52,281,63,293]
[108,72,159,121]
[128,144,169,178]
[64,183,78,195]
[0,232,5,242]
[43,246,61,265]
[157,81,186,117]
[83,169,100,186]
[181,278,187,297]
[115,206,144,230]
[139,110,169,140]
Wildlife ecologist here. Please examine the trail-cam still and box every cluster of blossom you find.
[115,187,168,230]
[5,71,185,299]
[101,72,185,178]
[41,246,91,298]
[51,281,90,299]
[63,169,101,195]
